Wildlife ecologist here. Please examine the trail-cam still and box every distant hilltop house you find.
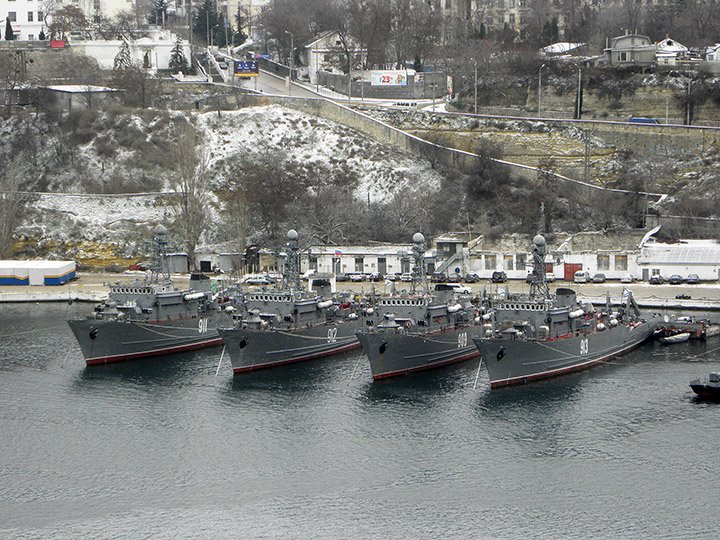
[602,32,707,70]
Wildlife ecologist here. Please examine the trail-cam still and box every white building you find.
[0,0,133,41]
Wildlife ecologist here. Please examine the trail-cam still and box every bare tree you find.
[0,154,35,258]
[170,121,211,270]
[0,51,24,117]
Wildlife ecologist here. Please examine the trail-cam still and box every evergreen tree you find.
[413,54,422,72]
[147,0,169,26]
[193,0,219,46]
[233,7,247,47]
[169,38,190,74]
[5,18,15,40]
[113,40,133,71]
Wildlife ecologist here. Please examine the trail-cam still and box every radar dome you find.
[533,234,546,247]
[154,224,168,235]
[413,232,425,244]
[287,229,299,241]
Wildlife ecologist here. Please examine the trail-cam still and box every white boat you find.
[659,331,691,344]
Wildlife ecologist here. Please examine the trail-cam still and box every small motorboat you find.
[690,372,720,400]
[659,331,691,345]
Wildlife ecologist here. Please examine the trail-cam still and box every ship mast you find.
[411,232,429,294]
[529,234,551,300]
[149,224,171,283]
[285,229,301,291]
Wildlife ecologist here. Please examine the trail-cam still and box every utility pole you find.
[538,63,545,115]
[472,58,478,114]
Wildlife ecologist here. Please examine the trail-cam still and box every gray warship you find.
[356,232,483,380]
[473,234,659,388]
[218,230,366,373]
[68,225,233,365]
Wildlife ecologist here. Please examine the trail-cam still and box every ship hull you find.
[357,326,482,380]
[68,317,224,365]
[474,321,657,388]
[219,320,363,373]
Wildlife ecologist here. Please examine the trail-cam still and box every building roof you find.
[43,85,118,93]
[638,240,720,265]
[540,42,586,55]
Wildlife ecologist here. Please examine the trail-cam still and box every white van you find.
[573,270,591,283]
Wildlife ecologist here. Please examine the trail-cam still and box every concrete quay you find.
[1,273,720,313]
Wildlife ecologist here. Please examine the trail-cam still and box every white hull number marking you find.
[327,327,338,343]
[580,337,589,356]
[458,332,468,348]
[198,318,208,334]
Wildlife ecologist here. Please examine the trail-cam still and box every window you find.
[619,52,627,62]
[445,0,451,8]
[504,255,514,271]
[597,254,610,270]
[485,255,496,270]
[38,11,43,21]
[309,255,317,270]
[28,34,34,40]
[93,0,100,9]
[509,13,515,24]
[615,255,628,271]
[8,12,16,21]
[509,0,515,6]
[28,11,33,21]
[354,257,364,273]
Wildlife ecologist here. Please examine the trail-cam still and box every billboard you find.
[234,61,259,77]
[370,70,408,86]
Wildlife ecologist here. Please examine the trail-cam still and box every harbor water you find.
[2,301,720,539]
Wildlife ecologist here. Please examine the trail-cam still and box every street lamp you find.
[284,30,293,96]
[538,63,546,115]
[574,64,582,120]
[471,58,478,114]
[211,24,219,48]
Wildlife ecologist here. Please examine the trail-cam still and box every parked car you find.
[687,274,700,284]
[386,273,401,282]
[368,272,383,282]
[545,272,556,282]
[491,271,507,283]
[448,273,463,283]
[620,274,635,283]
[464,273,481,283]
[349,273,365,282]
[400,272,413,282]
[441,283,472,294]
[592,273,606,283]
[668,274,684,284]
[649,274,664,284]
[335,273,349,282]
[430,272,446,282]
[574,270,591,283]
